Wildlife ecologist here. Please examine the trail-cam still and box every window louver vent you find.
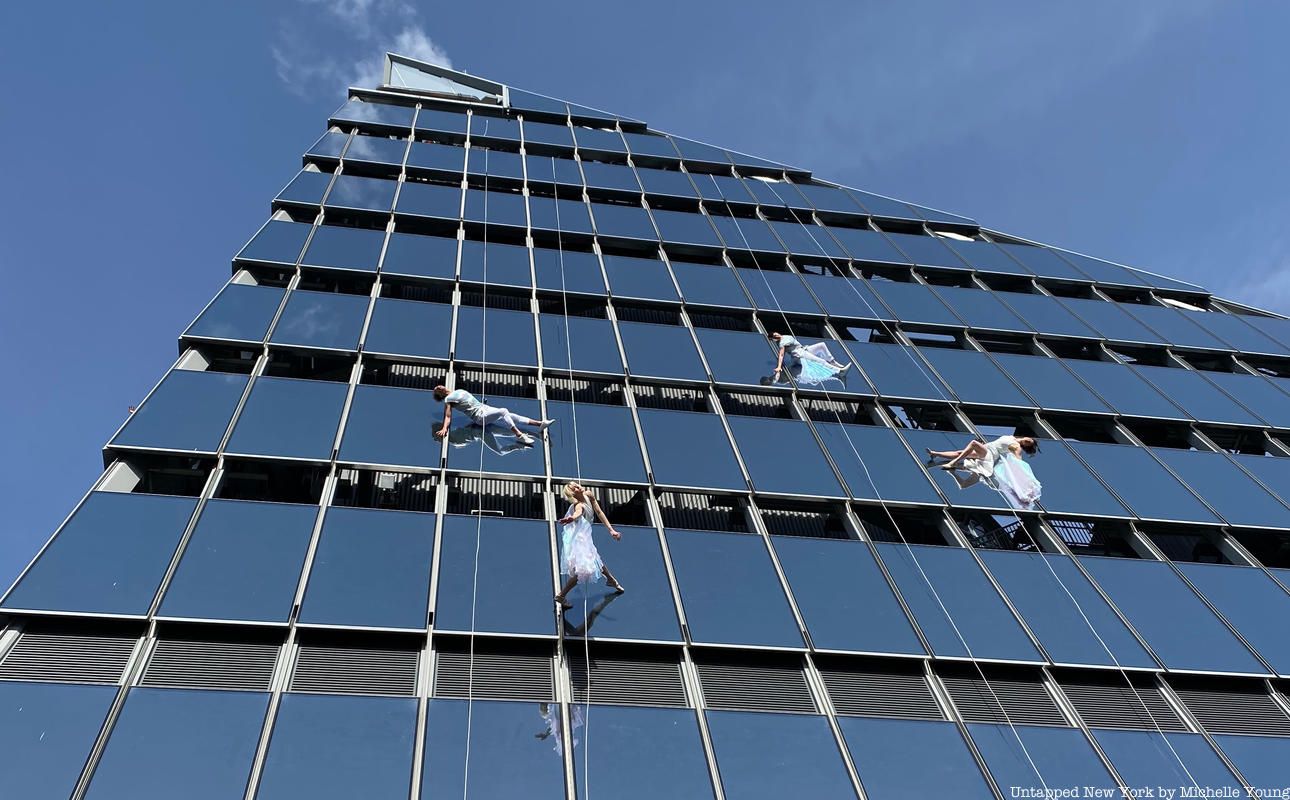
[820,664,943,719]
[716,390,791,419]
[290,645,418,696]
[544,377,625,406]
[939,670,1065,726]
[1173,685,1290,736]
[0,631,136,684]
[434,645,553,700]
[631,384,708,412]
[658,493,747,532]
[334,468,436,512]
[458,368,538,399]
[446,476,545,518]
[1059,675,1186,731]
[567,651,687,707]
[141,639,279,691]
[761,508,848,539]
[386,362,438,390]
[696,658,815,712]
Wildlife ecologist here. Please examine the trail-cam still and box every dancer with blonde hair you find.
[554,481,625,609]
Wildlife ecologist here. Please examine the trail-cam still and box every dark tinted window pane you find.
[462,188,528,229]
[1178,563,1290,673]
[332,99,414,129]
[844,341,950,401]
[338,385,441,470]
[546,401,646,484]
[1233,454,1290,508]
[0,682,115,800]
[944,239,1032,276]
[112,370,246,452]
[817,424,940,504]
[414,107,469,136]
[526,154,583,188]
[434,516,553,636]
[794,183,866,215]
[301,225,385,272]
[307,131,347,158]
[701,175,757,206]
[1068,442,1220,524]
[980,550,1155,668]
[869,281,961,327]
[405,141,465,176]
[325,174,396,212]
[573,126,627,153]
[997,244,1087,281]
[278,170,330,205]
[186,283,284,342]
[932,285,1032,332]
[298,507,434,630]
[381,231,457,280]
[623,132,680,159]
[421,700,565,799]
[603,255,679,301]
[1243,315,1290,351]
[3,492,195,615]
[1121,304,1229,350]
[1031,440,1130,517]
[617,321,707,381]
[581,161,641,194]
[651,208,722,248]
[465,148,524,182]
[637,410,744,491]
[522,119,574,148]
[529,195,595,235]
[801,274,890,322]
[1153,448,1290,528]
[778,336,874,394]
[1059,297,1167,345]
[86,689,268,800]
[1095,730,1242,796]
[847,189,921,221]
[670,136,730,165]
[667,530,801,647]
[453,306,539,368]
[1064,360,1187,420]
[875,542,1042,660]
[226,377,348,460]
[693,328,777,386]
[841,718,992,799]
[458,240,532,289]
[574,706,713,799]
[341,134,406,166]
[636,166,697,198]
[1201,372,1290,429]
[442,395,545,477]
[1057,251,1149,287]
[773,536,923,654]
[996,291,1099,338]
[560,524,681,642]
[1213,735,1290,794]
[970,723,1115,797]
[768,219,847,259]
[727,417,846,498]
[1134,365,1262,426]
[918,348,1034,407]
[236,220,311,266]
[160,499,315,623]
[539,314,623,375]
[708,711,855,798]
[469,114,521,142]
[825,227,906,265]
[364,297,453,359]
[897,429,1012,511]
[885,232,969,271]
[533,247,606,295]
[672,260,750,309]
[711,214,784,254]
[993,353,1113,414]
[257,694,416,800]
[740,268,822,315]
[1079,556,1264,673]
[396,180,462,220]
[270,290,368,351]
[1189,312,1290,356]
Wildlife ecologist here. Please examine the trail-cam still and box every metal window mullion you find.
[924,662,1007,800]
[802,652,868,800]
[679,647,728,800]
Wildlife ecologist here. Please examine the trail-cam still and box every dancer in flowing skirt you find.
[769,332,851,386]
[554,482,625,609]
[926,434,1043,510]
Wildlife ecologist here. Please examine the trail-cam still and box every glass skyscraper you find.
[4,53,1290,798]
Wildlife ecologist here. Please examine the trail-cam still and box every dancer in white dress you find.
[554,482,625,609]
[769,331,851,385]
[926,435,1043,510]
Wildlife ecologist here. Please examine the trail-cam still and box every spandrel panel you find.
[528,195,595,235]
[637,409,745,491]
[931,285,1032,332]
[539,314,623,375]
[800,273,890,322]
[453,306,538,368]
[414,107,470,136]
[1134,365,1263,426]
[707,711,856,798]
[470,115,522,143]
[465,148,524,182]
[226,377,348,461]
[159,499,315,623]
[847,189,921,221]
[996,243,1087,281]
[381,231,458,280]
[325,174,396,213]
[521,119,574,148]
[1068,442,1221,524]
[868,281,962,327]
[546,401,646,484]
[1188,312,1290,357]
[1078,556,1265,674]
[581,160,642,194]
[737,176,785,206]
[434,515,554,636]
[1200,372,1290,429]
[395,180,463,221]
[992,353,1113,414]
[943,239,1032,276]
[257,694,416,800]
[1177,563,1290,673]
[1094,730,1242,795]
[1031,440,1130,517]
[874,541,1043,660]
[979,550,1155,668]
[702,174,759,205]
[839,718,993,799]
[817,423,940,504]
[458,240,532,289]
[111,370,247,453]
[2,492,195,615]
[0,682,116,800]
[794,183,866,215]
[341,134,406,166]
[693,328,779,386]
[825,226,907,265]
[332,98,414,129]
[670,136,730,165]
[636,166,698,198]
[650,208,723,248]
[573,706,713,799]
[278,170,330,205]
[443,395,545,477]
[969,723,1116,798]
[710,214,784,254]
[338,385,441,470]
[772,536,924,655]
[405,141,466,175]
[462,188,528,229]
[671,260,751,309]
[185,283,285,342]
[1121,303,1230,351]
[918,347,1034,407]
[236,220,311,265]
[1212,735,1290,794]
[533,247,606,295]
[617,321,707,381]
[884,232,970,271]
[739,268,822,315]
[1243,315,1290,351]
[1056,251,1149,287]
[364,297,453,360]
[1059,297,1167,345]
[768,218,847,259]
[573,125,627,153]
[1232,454,1290,508]
[85,688,269,800]
[589,202,658,243]
[420,700,566,799]
[897,429,1012,510]
[298,507,434,630]
[843,340,949,401]
[269,290,369,351]
[995,291,1099,339]
[727,416,846,499]
[301,225,386,272]
[1064,360,1187,420]
[1152,448,1290,529]
[559,524,681,642]
[622,131,680,159]
[603,254,679,302]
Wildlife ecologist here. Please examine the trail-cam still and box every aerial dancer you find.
[445,422,531,456]
[432,385,555,446]
[769,332,851,386]
[554,481,625,609]
[926,434,1043,510]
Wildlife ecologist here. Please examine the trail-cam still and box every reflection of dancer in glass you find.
[445,423,531,456]
[554,482,625,609]
[926,435,1043,510]
[770,332,850,385]
[536,702,584,756]
[432,385,555,447]
[563,591,623,637]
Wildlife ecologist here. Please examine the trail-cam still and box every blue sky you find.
[1,0,1287,587]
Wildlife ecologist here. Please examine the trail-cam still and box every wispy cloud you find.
[272,0,451,97]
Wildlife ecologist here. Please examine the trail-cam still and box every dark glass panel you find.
[603,254,679,301]
[573,706,713,798]
[338,385,441,470]
[693,328,778,386]
[1242,315,1290,351]
[462,188,528,229]
[269,290,369,351]
[708,711,856,798]
[650,208,722,248]
[1200,372,1290,429]
[931,285,1032,332]
[459,240,532,289]
[1031,440,1130,518]
[996,243,1087,281]
[672,260,751,309]
[739,268,823,315]
[727,416,846,498]
[381,231,458,280]
[414,107,469,136]
[1068,442,1221,524]
[793,183,866,215]
[1187,312,1290,357]
[581,160,642,194]
[1134,365,1263,426]
[508,88,569,115]
[1121,303,1230,350]
[617,321,707,381]
[699,174,758,206]
[768,219,847,259]
[364,297,453,359]
[1058,297,1168,345]
[1178,562,1290,673]
[526,154,583,188]
[186,283,284,342]
[1063,360,1187,420]
[301,224,385,272]
[533,247,606,296]
[868,281,962,327]
[540,314,623,375]
[993,353,1113,414]
[341,134,406,166]
[277,170,330,205]
[405,141,466,175]
[817,423,940,504]
[840,718,994,799]
[236,220,311,266]
[1233,454,1290,508]
[635,166,698,198]
[1056,251,1150,287]
[453,306,539,368]
[111,370,246,453]
[825,226,907,265]
[331,99,414,129]
[226,377,348,460]
[546,401,646,485]
[521,119,574,148]
[434,515,554,636]
[622,131,680,159]
[529,195,595,235]
[884,232,970,271]
[918,348,1034,407]
[559,524,681,642]
[395,180,463,220]
[896,429,1012,510]
[307,131,347,158]
[0,682,115,800]
[969,723,1115,797]
[1213,735,1290,794]
[710,214,784,254]
[465,147,525,182]
[637,410,745,491]
[325,174,397,213]
[443,395,546,478]
[573,125,627,153]
[843,341,949,401]
[846,189,921,221]
[943,239,1032,276]
[469,114,522,143]
[1153,448,1290,528]
[421,699,565,799]
[669,136,730,165]
[1095,730,1242,796]
[994,291,1099,339]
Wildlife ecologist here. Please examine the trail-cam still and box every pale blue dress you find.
[560,503,604,583]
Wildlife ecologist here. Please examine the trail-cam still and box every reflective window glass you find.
[301,225,386,272]
[395,180,462,220]
[581,160,641,194]
[462,188,528,229]
[697,174,757,206]
[1068,442,1220,524]
[86,689,268,800]
[307,131,347,158]
[727,416,846,498]
[979,550,1155,668]
[1078,556,1264,673]
[825,226,907,265]
[528,195,595,235]
[421,699,565,798]
[1187,312,1290,357]
[381,231,457,280]
[997,243,1088,281]
[637,410,745,491]
[269,290,368,351]
[533,247,606,295]
[186,283,284,342]
[739,268,823,315]
[1232,453,1290,508]
[112,370,246,453]
[668,528,803,647]
[918,348,1034,407]
[1178,563,1290,673]
[341,134,406,166]
[1063,360,1187,420]
[617,321,707,381]
[603,254,679,301]
[443,395,545,477]
[414,107,469,136]
[817,423,939,503]
[841,718,992,799]
[711,213,784,254]
[1059,297,1168,345]
[159,499,315,623]
[521,119,574,148]
[843,341,950,401]
[332,99,414,129]
[546,401,646,484]
[672,260,751,309]
[670,136,730,165]
[540,314,623,375]
[0,682,115,800]
[932,285,1032,332]
[798,276,886,324]
[707,711,855,798]
[768,219,847,259]
[650,208,723,249]
[573,126,627,153]
[2,492,195,615]
[469,114,522,143]
[943,239,1032,276]
[453,306,539,368]
[1031,440,1131,517]
[364,297,453,360]
[559,524,681,642]
[526,154,583,188]
[236,220,311,265]
[465,147,524,182]
[994,293,1096,340]
[1213,735,1290,794]
[257,694,416,800]
[737,177,788,206]
[1095,730,1242,796]
[636,166,697,198]
[325,174,396,212]
[869,281,962,327]
[693,328,779,386]
[338,385,441,470]
[993,353,1113,414]
[1242,315,1290,351]
[278,170,330,205]
[896,428,1013,510]
[434,516,553,636]
[847,189,921,221]
[1057,251,1149,287]
[772,536,924,655]
[875,542,1043,660]
[884,232,970,271]
[970,723,1115,798]
[1153,448,1290,528]
[1121,304,1230,351]
[405,141,465,176]
[1200,372,1290,429]
[226,377,348,460]
[459,240,532,288]
[793,183,866,215]
[1134,365,1263,426]
[622,131,680,159]
[573,706,713,798]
